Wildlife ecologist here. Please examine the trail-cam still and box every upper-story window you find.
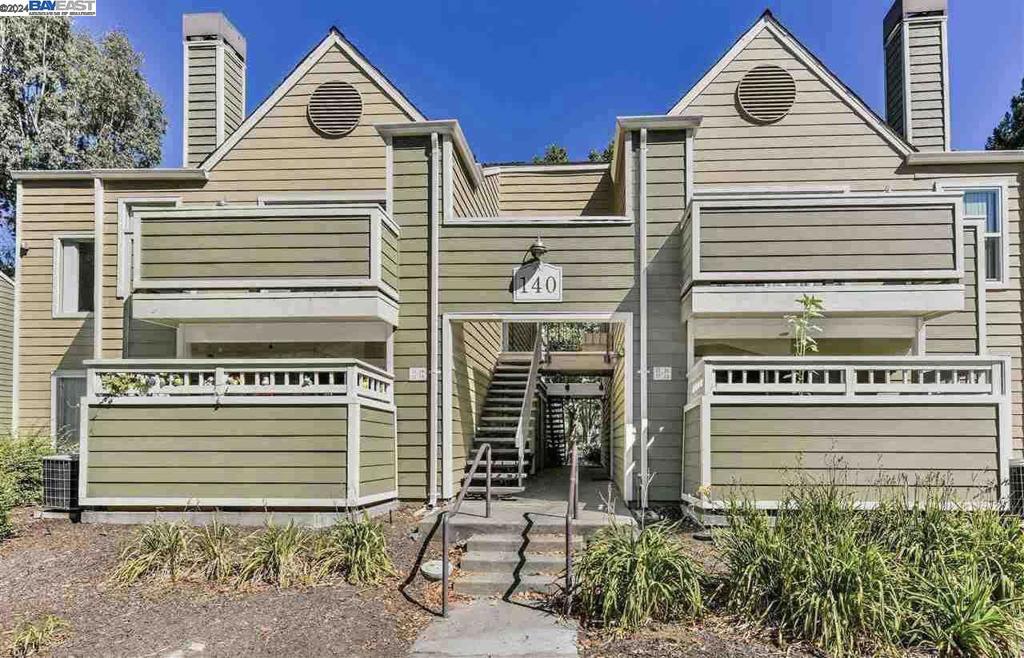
[939,182,1009,288]
[52,236,94,317]
[963,188,1005,285]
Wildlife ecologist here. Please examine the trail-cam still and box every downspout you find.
[427,132,440,508]
[11,181,21,432]
[93,176,104,360]
[638,128,649,510]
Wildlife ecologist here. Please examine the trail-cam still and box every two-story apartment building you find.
[10,1,1024,517]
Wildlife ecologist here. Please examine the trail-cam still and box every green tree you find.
[0,18,166,270]
[587,139,614,163]
[533,143,569,164]
[986,75,1024,150]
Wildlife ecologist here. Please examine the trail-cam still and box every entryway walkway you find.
[408,599,578,658]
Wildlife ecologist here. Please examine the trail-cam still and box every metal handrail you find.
[440,442,492,617]
[564,443,578,613]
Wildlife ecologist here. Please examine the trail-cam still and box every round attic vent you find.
[307,81,363,137]
[736,65,796,124]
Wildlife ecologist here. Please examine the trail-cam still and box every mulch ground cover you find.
[0,507,438,657]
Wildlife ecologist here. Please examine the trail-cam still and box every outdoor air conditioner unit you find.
[1011,459,1024,517]
[42,455,80,511]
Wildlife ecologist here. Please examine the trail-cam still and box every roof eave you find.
[11,169,208,182]
[905,150,1024,166]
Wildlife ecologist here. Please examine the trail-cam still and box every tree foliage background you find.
[0,17,166,271]
[986,75,1024,150]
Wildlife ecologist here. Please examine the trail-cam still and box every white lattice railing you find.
[688,356,1007,398]
[86,359,392,403]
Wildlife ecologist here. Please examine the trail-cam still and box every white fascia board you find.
[690,315,919,341]
[685,284,965,319]
[131,291,399,326]
[375,120,482,187]
[134,203,382,220]
[480,163,610,176]
[443,216,631,226]
[11,169,207,181]
[667,17,912,157]
[907,150,1024,165]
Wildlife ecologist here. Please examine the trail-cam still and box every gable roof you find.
[668,10,914,157]
[200,27,426,171]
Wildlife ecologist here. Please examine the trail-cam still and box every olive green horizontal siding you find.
[884,26,906,137]
[907,20,947,152]
[683,406,701,498]
[187,42,218,167]
[223,45,245,138]
[0,275,12,434]
[139,214,371,281]
[452,156,500,217]
[381,226,400,291]
[927,227,978,355]
[698,204,956,273]
[451,321,502,494]
[360,406,396,497]
[709,404,1000,502]
[439,225,636,313]
[86,404,348,500]
[497,168,614,216]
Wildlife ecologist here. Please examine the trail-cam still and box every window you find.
[52,373,86,452]
[963,189,1002,282]
[52,236,94,317]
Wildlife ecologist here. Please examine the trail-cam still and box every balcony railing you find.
[86,359,393,405]
[681,192,963,287]
[132,203,399,297]
[688,356,1008,400]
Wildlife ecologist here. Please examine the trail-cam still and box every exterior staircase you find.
[466,353,534,495]
[545,397,567,467]
[456,530,581,596]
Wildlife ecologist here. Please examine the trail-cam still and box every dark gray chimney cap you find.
[884,0,947,40]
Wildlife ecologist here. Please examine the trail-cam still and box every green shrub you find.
[236,521,312,587]
[572,522,705,630]
[113,520,191,584]
[0,433,55,507]
[718,476,1024,657]
[718,488,904,656]
[0,502,12,541]
[191,519,238,581]
[6,614,69,657]
[314,516,394,585]
[908,562,1024,658]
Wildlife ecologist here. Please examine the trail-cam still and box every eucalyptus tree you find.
[0,17,166,272]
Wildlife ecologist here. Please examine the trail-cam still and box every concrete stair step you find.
[464,485,525,496]
[467,533,582,554]
[454,573,561,597]
[461,551,566,575]
[420,516,615,541]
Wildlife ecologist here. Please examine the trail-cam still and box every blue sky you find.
[79,0,1024,167]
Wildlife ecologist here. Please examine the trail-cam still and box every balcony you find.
[130,203,400,325]
[79,359,396,508]
[680,193,967,319]
[682,356,1012,509]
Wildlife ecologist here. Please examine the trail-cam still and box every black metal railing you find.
[439,443,492,617]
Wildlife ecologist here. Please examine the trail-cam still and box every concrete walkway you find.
[408,599,578,658]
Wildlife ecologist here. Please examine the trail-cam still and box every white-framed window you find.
[51,235,95,318]
[937,181,1011,288]
[51,371,86,452]
[117,198,180,298]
